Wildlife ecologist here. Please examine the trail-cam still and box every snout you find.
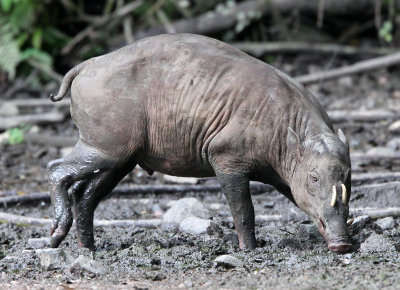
[317,218,352,253]
[328,241,352,253]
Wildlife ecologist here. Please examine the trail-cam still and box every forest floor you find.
[0,53,400,289]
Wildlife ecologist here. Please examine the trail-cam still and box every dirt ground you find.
[0,55,400,289]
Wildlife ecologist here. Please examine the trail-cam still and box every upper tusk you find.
[331,185,337,207]
[347,218,354,226]
[341,183,347,204]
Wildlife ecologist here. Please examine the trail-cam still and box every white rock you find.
[35,248,74,270]
[387,138,400,150]
[163,175,198,184]
[163,198,209,225]
[0,103,19,116]
[388,120,400,132]
[214,255,243,268]
[27,237,50,249]
[179,217,221,235]
[69,255,107,275]
[60,146,74,157]
[359,233,396,254]
[375,217,395,231]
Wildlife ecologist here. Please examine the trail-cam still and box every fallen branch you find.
[223,215,282,225]
[351,153,400,163]
[0,112,65,130]
[24,133,78,147]
[327,109,398,123]
[0,182,273,207]
[0,212,161,228]
[232,42,397,58]
[351,181,400,196]
[350,207,400,219]
[3,98,70,108]
[125,0,378,45]
[351,172,400,186]
[295,51,400,84]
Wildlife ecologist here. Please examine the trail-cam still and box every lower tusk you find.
[331,185,337,207]
[347,218,354,226]
[341,183,347,204]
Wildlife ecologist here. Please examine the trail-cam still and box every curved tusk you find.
[347,218,354,226]
[341,183,347,204]
[330,185,337,207]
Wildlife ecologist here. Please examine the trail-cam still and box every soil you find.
[0,55,400,289]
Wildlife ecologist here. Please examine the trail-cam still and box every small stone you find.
[297,223,320,240]
[387,138,400,150]
[349,215,370,233]
[163,198,209,226]
[392,90,400,99]
[388,120,400,132]
[209,203,223,211]
[0,103,19,116]
[375,217,395,231]
[214,255,243,269]
[179,217,222,236]
[163,175,198,184]
[338,76,353,87]
[36,248,74,271]
[184,280,194,287]
[366,147,395,156]
[359,233,396,254]
[27,237,50,249]
[69,255,107,275]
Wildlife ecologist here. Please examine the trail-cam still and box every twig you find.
[232,42,398,57]
[0,212,161,228]
[0,112,65,130]
[62,0,143,55]
[295,51,400,84]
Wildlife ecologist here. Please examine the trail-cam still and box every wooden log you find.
[350,207,400,219]
[0,212,162,228]
[2,98,70,108]
[232,42,397,57]
[0,182,274,207]
[296,52,400,85]
[24,133,78,147]
[327,109,398,123]
[0,112,65,130]
[351,172,400,186]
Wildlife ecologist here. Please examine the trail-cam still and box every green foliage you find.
[0,0,67,79]
[6,127,24,145]
[379,20,393,43]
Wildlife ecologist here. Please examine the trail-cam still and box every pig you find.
[48,33,352,253]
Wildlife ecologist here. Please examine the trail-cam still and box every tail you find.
[49,61,88,102]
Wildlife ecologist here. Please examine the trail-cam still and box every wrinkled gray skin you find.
[48,34,352,253]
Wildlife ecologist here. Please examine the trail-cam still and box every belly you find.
[137,155,215,177]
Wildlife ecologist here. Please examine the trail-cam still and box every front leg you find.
[216,172,256,250]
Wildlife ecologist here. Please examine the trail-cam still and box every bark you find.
[0,112,65,130]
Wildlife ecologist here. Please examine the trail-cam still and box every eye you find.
[309,172,319,183]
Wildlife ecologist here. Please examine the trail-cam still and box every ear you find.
[287,127,303,158]
[337,128,348,147]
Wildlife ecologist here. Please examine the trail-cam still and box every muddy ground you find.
[0,55,400,289]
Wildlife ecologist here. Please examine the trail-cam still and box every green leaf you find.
[1,0,13,12]
[20,48,52,66]
[32,28,42,49]
[6,128,24,145]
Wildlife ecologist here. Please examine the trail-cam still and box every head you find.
[287,126,352,253]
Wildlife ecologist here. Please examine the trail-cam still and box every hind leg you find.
[71,162,135,249]
[47,139,131,248]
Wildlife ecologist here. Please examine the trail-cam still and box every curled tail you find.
[50,61,88,102]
